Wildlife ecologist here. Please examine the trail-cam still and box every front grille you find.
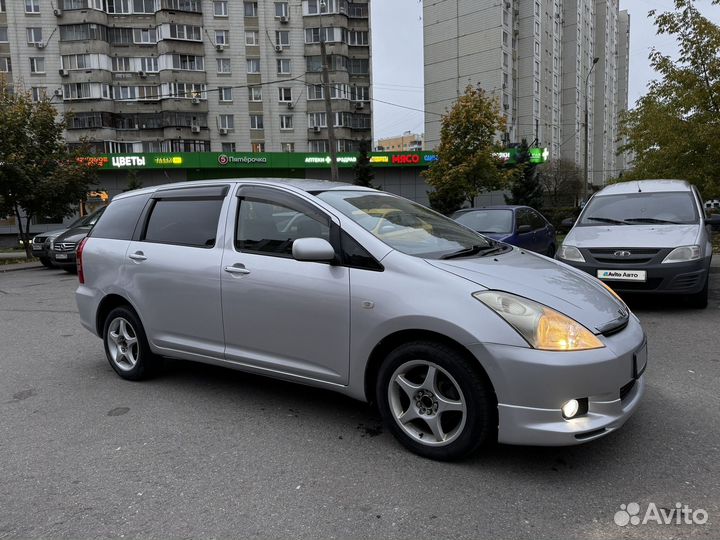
[619,380,636,401]
[54,242,76,252]
[587,248,663,265]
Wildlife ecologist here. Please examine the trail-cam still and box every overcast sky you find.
[371,0,720,142]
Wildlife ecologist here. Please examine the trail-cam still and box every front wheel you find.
[687,275,709,309]
[376,341,497,461]
[39,256,54,268]
[103,306,159,380]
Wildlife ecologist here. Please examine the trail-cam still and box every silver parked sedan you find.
[76,179,646,461]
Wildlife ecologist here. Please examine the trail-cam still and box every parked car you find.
[557,179,719,308]
[452,206,556,256]
[31,207,107,268]
[50,207,106,273]
[76,179,646,461]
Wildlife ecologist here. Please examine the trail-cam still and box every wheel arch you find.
[95,293,138,336]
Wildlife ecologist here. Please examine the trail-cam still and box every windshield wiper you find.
[623,217,681,224]
[585,217,627,225]
[440,243,501,260]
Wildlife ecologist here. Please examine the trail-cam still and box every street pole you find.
[319,2,339,182]
[583,57,599,205]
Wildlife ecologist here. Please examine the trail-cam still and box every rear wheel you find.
[376,341,497,461]
[103,306,159,380]
[687,275,709,309]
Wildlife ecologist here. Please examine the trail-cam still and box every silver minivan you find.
[76,179,646,460]
[558,180,718,308]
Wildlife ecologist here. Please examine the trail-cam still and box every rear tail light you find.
[76,237,88,283]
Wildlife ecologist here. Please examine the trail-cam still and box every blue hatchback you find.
[452,206,557,256]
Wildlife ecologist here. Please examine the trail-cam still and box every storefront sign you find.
[111,156,146,168]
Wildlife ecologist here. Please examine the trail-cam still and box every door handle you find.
[224,264,251,275]
[129,252,147,261]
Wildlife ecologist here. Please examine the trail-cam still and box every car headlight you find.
[557,244,585,263]
[597,279,627,307]
[473,291,604,351]
[662,245,701,264]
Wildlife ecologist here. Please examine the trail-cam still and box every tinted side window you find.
[529,210,547,230]
[143,199,223,248]
[236,197,330,256]
[90,194,150,240]
[341,231,382,271]
[515,209,532,229]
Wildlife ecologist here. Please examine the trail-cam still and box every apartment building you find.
[376,131,423,152]
[0,0,371,154]
[423,0,629,186]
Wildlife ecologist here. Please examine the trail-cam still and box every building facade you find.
[0,0,371,154]
[375,131,423,152]
[423,0,630,187]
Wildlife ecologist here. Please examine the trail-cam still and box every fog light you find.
[562,399,580,419]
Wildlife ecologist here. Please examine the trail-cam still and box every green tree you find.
[423,85,508,213]
[353,139,375,187]
[537,158,582,207]
[124,169,144,192]
[618,0,720,198]
[0,84,99,258]
[505,140,544,208]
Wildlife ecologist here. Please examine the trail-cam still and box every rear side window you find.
[90,194,150,240]
[143,199,223,248]
[528,210,547,230]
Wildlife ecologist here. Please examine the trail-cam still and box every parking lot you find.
[1,266,719,539]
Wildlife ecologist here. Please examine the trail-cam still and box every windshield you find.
[77,207,106,227]
[453,209,513,234]
[579,192,699,226]
[316,191,493,258]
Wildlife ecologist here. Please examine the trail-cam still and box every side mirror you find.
[292,237,336,262]
[517,224,532,234]
[561,217,575,228]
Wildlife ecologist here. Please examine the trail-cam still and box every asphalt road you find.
[1,267,719,539]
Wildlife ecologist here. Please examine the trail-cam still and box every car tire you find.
[62,266,77,274]
[39,256,54,268]
[687,275,709,309]
[103,306,159,381]
[376,341,497,461]
[545,244,556,258]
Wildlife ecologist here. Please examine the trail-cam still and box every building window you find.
[535,40,540,56]
[216,58,231,74]
[247,58,260,74]
[26,27,43,44]
[251,142,265,152]
[502,31,508,46]
[244,1,257,16]
[0,57,10,72]
[222,142,236,152]
[245,31,258,46]
[218,87,233,102]
[275,31,290,47]
[215,30,229,45]
[308,112,327,128]
[309,140,328,152]
[29,57,45,74]
[250,115,264,130]
[277,58,291,74]
[281,142,294,152]
[219,114,234,130]
[31,87,46,102]
[168,24,201,42]
[274,1,288,17]
[0,27,7,43]
[213,0,227,16]
[348,30,368,46]
[248,86,262,101]
[25,0,40,13]
[0,0,5,12]
[278,87,292,102]
[279,115,293,130]
[503,52,509,68]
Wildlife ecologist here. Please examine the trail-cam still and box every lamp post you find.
[319,0,339,182]
[583,56,599,205]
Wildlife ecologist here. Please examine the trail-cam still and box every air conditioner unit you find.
[219,127,229,135]
[59,68,69,77]
[313,126,321,133]
[287,102,294,110]
[280,15,289,24]
[275,45,283,53]
[216,44,225,52]
[53,8,63,16]
[53,89,63,97]
[354,102,364,110]
[191,97,200,104]
[191,125,200,133]
[36,42,46,49]
[138,70,147,78]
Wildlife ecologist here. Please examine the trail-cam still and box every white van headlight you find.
[557,245,585,263]
[473,291,604,351]
[662,245,701,264]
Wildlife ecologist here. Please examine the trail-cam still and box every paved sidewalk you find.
[0,251,28,260]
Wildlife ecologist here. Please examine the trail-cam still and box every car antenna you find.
[637,182,642,193]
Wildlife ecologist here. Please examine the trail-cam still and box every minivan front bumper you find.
[468,315,646,446]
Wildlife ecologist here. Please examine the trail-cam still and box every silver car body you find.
[76,179,646,446]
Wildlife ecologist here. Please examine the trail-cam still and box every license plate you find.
[55,253,68,260]
[32,245,42,251]
[597,269,647,282]
[633,340,648,379]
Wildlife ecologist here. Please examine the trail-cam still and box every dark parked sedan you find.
[452,206,556,256]
[51,207,106,272]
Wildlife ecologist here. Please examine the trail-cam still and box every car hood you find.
[54,227,91,244]
[427,249,627,333]
[566,224,700,248]
[36,228,67,239]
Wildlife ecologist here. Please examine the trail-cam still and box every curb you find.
[0,262,44,273]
